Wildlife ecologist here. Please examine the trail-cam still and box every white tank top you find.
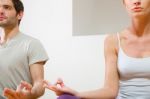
[116,33,150,99]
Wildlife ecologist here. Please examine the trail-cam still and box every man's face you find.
[0,0,22,27]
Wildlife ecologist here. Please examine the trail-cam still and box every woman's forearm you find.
[76,87,117,99]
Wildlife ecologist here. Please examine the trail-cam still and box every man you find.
[0,0,49,99]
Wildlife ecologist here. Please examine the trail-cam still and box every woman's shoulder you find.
[105,30,127,41]
[104,32,122,51]
[104,33,118,44]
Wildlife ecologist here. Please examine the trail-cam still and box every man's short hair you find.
[11,0,24,24]
[11,0,24,14]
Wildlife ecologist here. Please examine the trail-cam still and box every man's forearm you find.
[31,81,45,99]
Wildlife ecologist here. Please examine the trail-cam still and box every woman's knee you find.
[57,94,80,99]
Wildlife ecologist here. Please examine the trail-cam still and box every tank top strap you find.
[117,33,121,48]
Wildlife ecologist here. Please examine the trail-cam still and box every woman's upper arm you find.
[103,34,119,95]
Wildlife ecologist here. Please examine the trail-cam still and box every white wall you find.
[41,35,106,99]
[73,0,130,35]
[20,0,106,99]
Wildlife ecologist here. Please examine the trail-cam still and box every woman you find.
[44,0,150,98]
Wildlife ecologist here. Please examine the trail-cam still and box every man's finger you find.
[3,88,16,98]
[20,81,32,91]
[16,84,24,92]
[43,80,51,86]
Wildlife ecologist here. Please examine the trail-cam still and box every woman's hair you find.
[123,0,125,4]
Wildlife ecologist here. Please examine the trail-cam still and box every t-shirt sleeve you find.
[27,39,49,65]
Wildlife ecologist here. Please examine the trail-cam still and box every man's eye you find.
[4,5,11,10]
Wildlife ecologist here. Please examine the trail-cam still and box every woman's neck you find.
[130,16,150,36]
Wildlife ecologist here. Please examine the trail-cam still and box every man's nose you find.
[0,7,4,15]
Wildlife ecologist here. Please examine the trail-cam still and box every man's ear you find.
[17,11,24,20]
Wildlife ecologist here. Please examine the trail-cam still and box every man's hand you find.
[3,81,36,99]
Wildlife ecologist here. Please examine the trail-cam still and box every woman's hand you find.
[43,78,78,96]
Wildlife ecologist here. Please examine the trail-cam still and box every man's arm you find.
[3,61,46,99]
[29,61,46,98]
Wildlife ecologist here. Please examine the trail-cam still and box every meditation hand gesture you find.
[3,81,35,99]
[43,78,78,96]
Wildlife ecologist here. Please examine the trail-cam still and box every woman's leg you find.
[57,94,80,99]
